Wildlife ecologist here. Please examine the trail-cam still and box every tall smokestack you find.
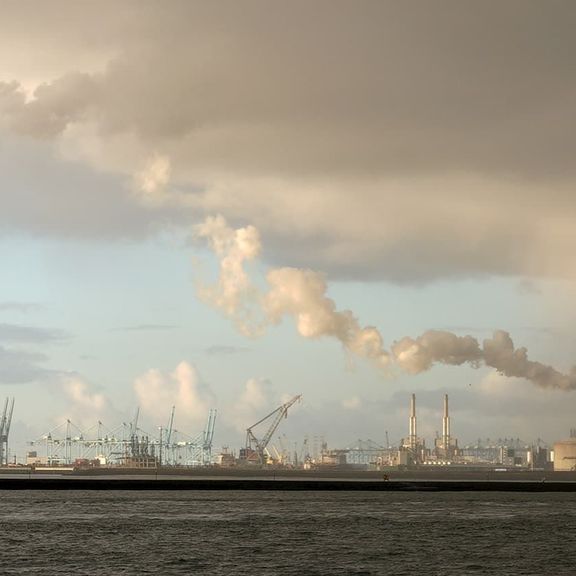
[409,393,417,448]
[442,394,450,447]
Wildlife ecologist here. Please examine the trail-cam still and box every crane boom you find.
[166,405,175,445]
[0,398,14,466]
[131,406,140,437]
[5,397,14,439]
[204,409,217,448]
[245,395,301,463]
[0,398,7,435]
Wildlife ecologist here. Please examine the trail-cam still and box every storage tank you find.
[553,439,576,471]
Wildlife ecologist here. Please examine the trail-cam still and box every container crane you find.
[0,398,15,466]
[130,407,140,438]
[244,395,301,465]
[203,409,217,462]
[165,405,176,464]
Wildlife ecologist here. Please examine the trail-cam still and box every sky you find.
[1,0,576,461]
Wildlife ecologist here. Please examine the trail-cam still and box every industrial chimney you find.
[409,393,417,449]
[442,394,450,449]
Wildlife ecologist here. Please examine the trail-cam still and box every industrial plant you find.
[1,392,575,474]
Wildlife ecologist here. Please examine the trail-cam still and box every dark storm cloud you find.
[1,1,576,281]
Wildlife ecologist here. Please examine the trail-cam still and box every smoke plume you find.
[195,216,389,366]
[393,330,576,390]
[198,216,576,390]
[194,215,263,336]
[264,268,389,366]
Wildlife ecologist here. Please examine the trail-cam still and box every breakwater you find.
[0,477,575,491]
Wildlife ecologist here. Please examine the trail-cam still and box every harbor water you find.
[0,490,575,575]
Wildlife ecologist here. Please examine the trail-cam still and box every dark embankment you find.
[0,477,575,491]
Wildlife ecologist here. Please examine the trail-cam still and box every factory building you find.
[553,429,576,471]
[499,445,532,468]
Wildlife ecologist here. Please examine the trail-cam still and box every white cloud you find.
[133,361,214,428]
[133,153,171,203]
[341,396,362,410]
[226,378,274,433]
[58,374,112,428]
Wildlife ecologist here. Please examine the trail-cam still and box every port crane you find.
[167,408,217,465]
[245,395,301,464]
[0,397,14,466]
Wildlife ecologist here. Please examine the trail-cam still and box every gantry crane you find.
[203,409,217,461]
[244,395,301,465]
[0,398,15,466]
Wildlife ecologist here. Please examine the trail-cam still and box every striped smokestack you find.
[442,394,450,447]
[409,393,417,448]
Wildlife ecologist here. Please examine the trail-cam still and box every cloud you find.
[341,396,362,410]
[133,153,171,203]
[1,2,576,281]
[0,345,52,384]
[227,378,274,433]
[0,323,67,344]
[59,374,111,424]
[133,361,214,427]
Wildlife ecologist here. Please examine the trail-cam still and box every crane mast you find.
[0,397,14,466]
[202,409,217,464]
[244,395,301,464]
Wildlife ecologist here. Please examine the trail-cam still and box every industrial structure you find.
[433,394,459,462]
[0,397,14,466]
[28,407,217,468]
[12,390,566,473]
[240,394,301,464]
[399,394,427,465]
[553,429,576,471]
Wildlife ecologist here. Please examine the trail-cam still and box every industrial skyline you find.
[3,391,574,473]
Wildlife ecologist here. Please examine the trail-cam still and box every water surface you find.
[0,490,574,575]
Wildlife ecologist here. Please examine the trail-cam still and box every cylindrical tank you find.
[553,440,576,471]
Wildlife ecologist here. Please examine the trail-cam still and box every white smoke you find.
[392,329,576,389]
[194,215,263,336]
[392,331,483,373]
[195,216,390,366]
[264,267,389,366]
[198,216,576,390]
